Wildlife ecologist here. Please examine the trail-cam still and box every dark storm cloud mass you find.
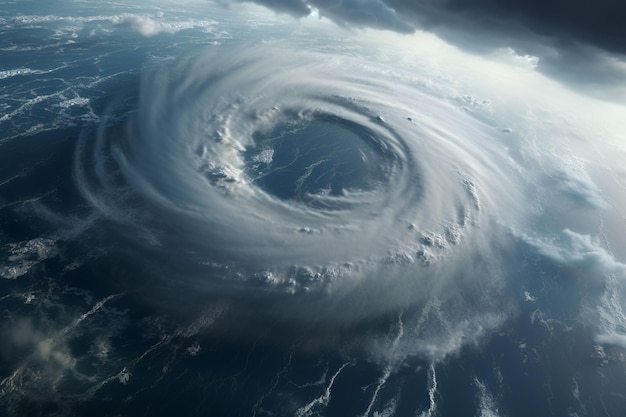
[239,0,626,95]
[248,0,414,32]
[244,0,626,53]
[394,0,626,54]
[249,0,310,17]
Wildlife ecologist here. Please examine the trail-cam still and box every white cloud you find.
[111,14,166,36]
[109,13,216,36]
[522,229,626,274]
[491,47,539,70]
[595,333,626,349]
[551,155,608,208]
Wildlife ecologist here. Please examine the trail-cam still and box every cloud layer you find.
[244,0,626,54]
[237,0,626,96]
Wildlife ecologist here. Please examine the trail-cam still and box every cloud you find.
[314,0,414,33]
[109,13,217,36]
[8,13,218,38]
[111,14,164,36]
[1,238,58,280]
[522,229,626,275]
[246,0,311,17]
[550,155,608,209]
[234,0,626,95]
[1,318,76,383]
[395,0,626,53]
[521,231,626,353]
[537,42,626,102]
[595,333,626,349]
[366,0,624,55]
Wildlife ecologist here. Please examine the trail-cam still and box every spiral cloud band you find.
[74,48,520,329]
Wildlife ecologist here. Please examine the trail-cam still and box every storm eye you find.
[245,116,391,210]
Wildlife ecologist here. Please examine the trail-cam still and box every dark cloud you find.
[436,0,626,55]
[244,0,626,56]
[237,0,626,98]
[537,41,626,100]
[244,0,415,32]
[249,0,311,17]
[312,0,414,33]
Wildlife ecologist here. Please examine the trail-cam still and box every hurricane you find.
[2,2,626,416]
[74,47,519,337]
